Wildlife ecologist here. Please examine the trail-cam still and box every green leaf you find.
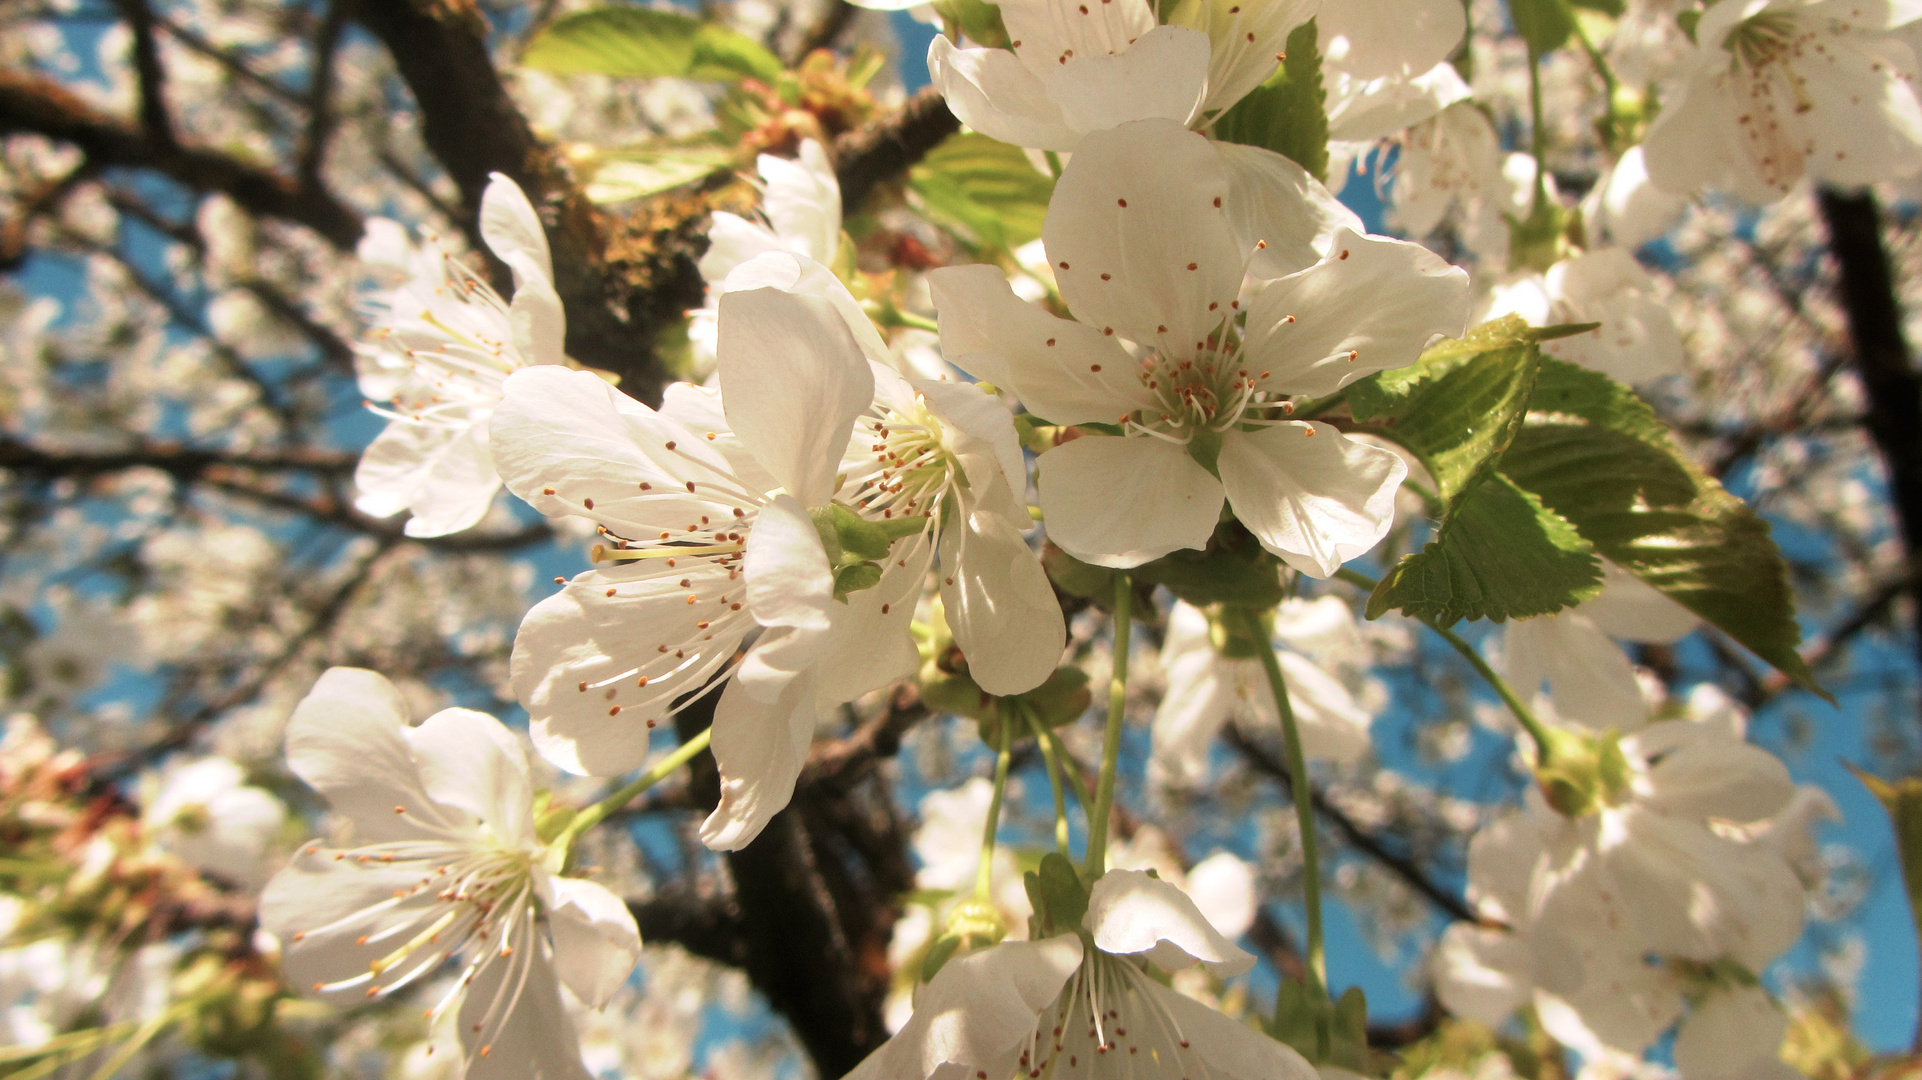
[1348,315,1537,417]
[1211,19,1329,182]
[1502,359,1822,695]
[1568,0,1624,12]
[909,132,1054,251]
[1349,328,1542,507]
[583,143,734,203]
[1509,0,1578,54]
[1368,472,1602,624]
[522,8,783,83]
[1850,767,1922,995]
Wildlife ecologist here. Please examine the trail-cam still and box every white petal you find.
[1140,978,1321,1080]
[1433,924,1535,1025]
[1541,250,1685,384]
[458,937,591,1080]
[1001,0,1157,74]
[1278,651,1374,763]
[404,707,536,847]
[1086,868,1256,977]
[490,366,748,537]
[1044,118,1244,351]
[1584,146,1688,249]
[718,287,875,506]
[699,212,788,285]
[929,37,1083,152]
[1185,851,1258,939]
[759,139,842,265]
[1150,603,1238,789]
[1599,808,1807,967]
[1534,946,1683,1058]
[398,424,501,539]
[1042,26,1211,134]
[700,665,818,850]
[844,937,1084,1080]
[545,876,643,1009]
[1171,0,1318,114]
[480,173,553,286]
[505,252,567,366]
[1799,33,1922,188]
[916,377,1030,516]
[1319,0,1466,79]
[744,493,836,633]
[259,845,444,993]
[1243,228,1470,397]
[285,668,462,841]
[940,507,1065,695]
[718,250,893,367]
[1216,141,1364,279]
[511,564,745,776]
[810,565,923,706]
[1217,423,1406,578]
[1325,61,1471,142]
[1674,986,1788,1080]
[1502,612,1648,733]
[1037,434,1225,568]
[1464,809,1556,925]
[1577,560,1700,643]
[928,263,1151,426]
[1628,723,1795,824]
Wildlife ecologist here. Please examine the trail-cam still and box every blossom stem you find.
[1527,49,1549,215]
[1334,568,1557,765]
[977,708,1015,901]
[1083,573,1133,877]
[557,727,714,851]
[1025,705,1073,856]
[1044,726,1095,819]
[1238,605,1327,1000]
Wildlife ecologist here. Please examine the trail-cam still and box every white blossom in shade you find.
[1316,0,1467,80]
[1323,61,1473,193]
[927,0,1315,152]
[688,140,843,376]
[1580,147,1689,250]
[1151,599,1377,790]
[258,669,641,1080]
[496,284,925,850]
[1183,851,1258,941]
[1669,985,1801,1080]
[848,870,1315,1080]
[1484,249,1686,384]
[1642,0,1922,202]
[140,755,285,887]
[1502,562,1701,733]
[932,120,1465,573]
[1384,102,1510,253]
[353,173,566,537]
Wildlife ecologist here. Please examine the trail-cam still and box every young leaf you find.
[1509,0,1578,54]
[1367,473,1602,624]
[1210,20,1328,182]
[908,133,1054,250]
[582,143,734,203]
[522,8,783,83]
[1502,360,1822,695]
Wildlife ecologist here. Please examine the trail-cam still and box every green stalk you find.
[976,710,1015,900]
[1334,568,1557,765]
[1527,48,1549,216]
[1082,573,1133,877]
[1238,606,1327,999]
[557,727,713,851]
[1043,727,1094,820]
[1025,706,1073,857]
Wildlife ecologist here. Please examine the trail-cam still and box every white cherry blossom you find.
[1502,563,1700,733]
[849,870,1315,1080]
[353,174,565,537]
[1151,598,1377,789]
[259,669,641,1080]
[140,755,285,887]
[1643,0,1922,201]
[1485,249,1686,384]
[931,119,1467,573]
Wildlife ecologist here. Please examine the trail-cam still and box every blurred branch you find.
[1228,726,1477,924]
[112,0,175,149]
[1818,187,1922,683]
[833,84,959,218]
[0,440,356,479]
[0,70,363,247]
[296,0,350,193]
[793,0,858,63]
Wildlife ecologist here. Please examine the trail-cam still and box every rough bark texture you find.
[1817,187,1922,675]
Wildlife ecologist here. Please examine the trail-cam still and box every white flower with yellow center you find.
[353,174,566,537]
[260,669,640,1080]
[932,119,1467,573]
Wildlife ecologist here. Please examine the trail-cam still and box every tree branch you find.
[0,70,363,247]
[112,0,176,149]
[832,84,959,218]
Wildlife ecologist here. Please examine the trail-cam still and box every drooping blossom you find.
[259,668,641,1080]
[932,119,1467,572]
[1484,249,1686,384]
[1642,0,1922,201]
[849,869,1316,1080]
[353,174,565,537]
[1151,598,1378,789]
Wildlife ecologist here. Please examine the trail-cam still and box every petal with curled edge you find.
[719,288,875,507]
[1242,228,1469,397]
[700,658,819,851]
[479,172,553,286]
[1037,434,1225,569]
[545,875,643,1009]
[1217,423,1406,578]
[1086,867,1257,977]
[928,263,1150,426]
[1045,118,1244,352]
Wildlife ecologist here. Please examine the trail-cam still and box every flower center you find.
[1130,331,1289,449]
[1722,11,1803,73]
[849,401,960,523]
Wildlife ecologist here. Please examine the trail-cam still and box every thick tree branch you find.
[113,0,176,149]
[1817,187,1922,679]
[0,70,363,247]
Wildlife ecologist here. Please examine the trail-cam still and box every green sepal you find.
[1136,519,1286,611]
[931,0,1009,47]
[1024,854,1089,938]
[833,562,884,599]
[534,792,579,847]
[1267,982,1370,1068]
